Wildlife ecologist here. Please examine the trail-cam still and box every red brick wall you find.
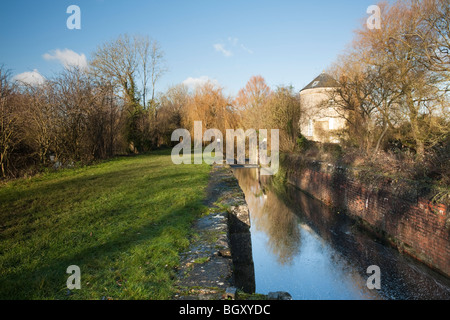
[284,156,450,277]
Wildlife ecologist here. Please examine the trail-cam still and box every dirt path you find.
[173,164,247,300]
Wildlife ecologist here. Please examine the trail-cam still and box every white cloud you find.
[240,44,254,55]
[213,43,233,57]
[13,69,45,86]
[228,37,239,46]
[213,38,253,57]
[43,48,88,70]
[182,76,219,90]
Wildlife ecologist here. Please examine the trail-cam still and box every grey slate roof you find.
[301,73,339,91]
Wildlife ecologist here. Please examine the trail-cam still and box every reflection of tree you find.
[261,190,301,265]
[233,168,301,265]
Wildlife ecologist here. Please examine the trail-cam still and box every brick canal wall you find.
[282,154,450,278]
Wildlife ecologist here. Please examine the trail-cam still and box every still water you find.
[232,168,450,300]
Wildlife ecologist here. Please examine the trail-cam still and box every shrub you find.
[296,134,311,152]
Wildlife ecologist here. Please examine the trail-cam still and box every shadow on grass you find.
[0,164,205,232]
[0,198,204,299]
[0,153,210,299]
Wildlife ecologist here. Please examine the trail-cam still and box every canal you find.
[232,167,450,300]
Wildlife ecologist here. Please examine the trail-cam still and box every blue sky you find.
[0,0,386,96]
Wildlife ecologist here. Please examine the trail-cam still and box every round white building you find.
[299,73,345,143]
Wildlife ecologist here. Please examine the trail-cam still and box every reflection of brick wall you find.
[284,155,450,278]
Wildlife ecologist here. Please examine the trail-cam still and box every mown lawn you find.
[0,150,211,300]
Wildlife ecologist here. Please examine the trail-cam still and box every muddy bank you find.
[174,164,255,300]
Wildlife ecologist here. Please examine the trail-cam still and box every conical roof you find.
[301,73,339,91]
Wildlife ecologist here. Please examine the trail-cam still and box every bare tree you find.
[330,0,449,158]
[91,34,140,107]
[263,85,301,151]
[136,36,167,109]
[372,0,448,158]
[157,83,189,145]
[0,66,19,177]
[418,0,450,84]
[22,81,58,165]
[235,75,271,129]
[183,81,237,137]
[91,34,166,152]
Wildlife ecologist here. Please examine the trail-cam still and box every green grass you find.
[0,149,211,300]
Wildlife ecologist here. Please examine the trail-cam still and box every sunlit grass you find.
[0,149,210,300]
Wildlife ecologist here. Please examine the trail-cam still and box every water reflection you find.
[233,168,450,300]
[232,168,301,265]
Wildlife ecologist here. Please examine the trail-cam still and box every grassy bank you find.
[0,150,210,299]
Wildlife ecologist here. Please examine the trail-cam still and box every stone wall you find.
[282,154,450,278]
[175,165,255,299]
